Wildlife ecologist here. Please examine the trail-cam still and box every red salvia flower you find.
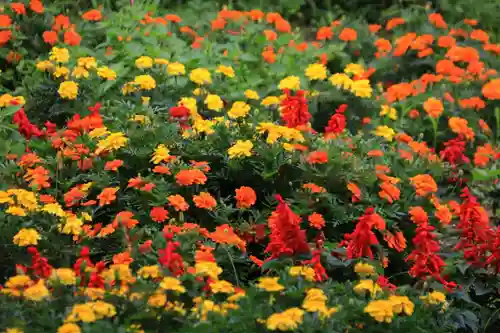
[325,104,347,135]
[339,208,382,259]
[280,89,311,128]
[439,136,470,166]
[158,231,184,276]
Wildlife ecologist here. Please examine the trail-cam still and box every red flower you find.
[150,207,169,223]
[308,213,325,229]
[235,186,256,209]
[325,104,347,135]
[43,31,58,45]
[306,151,328,164]
[439,137,470,167]
[12,108,44,139]
[280,89,311,128]
[64,30,81,46]
[301,250,328,281]
[158,231,184,276]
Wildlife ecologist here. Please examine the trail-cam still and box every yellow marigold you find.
[13,228,40,246]
[49,47,70,63]
[160,277,186,293]
[195,261,222,279]
[388,295,414,315]
[91,301,117,318]
[193,119,216,135]
[353,279,382,297]
[344,63,365,75]
[204,94,223,111]
[257,277,284,292]
[148,293,167,307]
[380,105,397,120]
[97,66,117,80]
[41,203,65,217]
[133,75,156,90]
[190,68,212,85]
[5,328,24,333]
[5,275,32,289]
[364,300,394,323]
[420,291,446,305]
[135,56,153,69]
[6,206,26,216]
[216,65,235,78]
[71,67,89,79]
[53,66,70,79]
[66,304,96,323]
[179,97,199,118]
[210,280,235,294]
[50,268,77,285]
[305,63,327,80]
[9,189,38,211]
[154,58,169,65]
[137,265,161,279]
[266,308,304,331]
[228,101,251,118]
[24,279,50,301]
[278,76,300,90]
[36,60,54,72]
[329,73,353,89]
[151,144,170,164]
[59,214,83,235]
[166,301,186,315]
[245,89,259,100]
[57,323,81,333]
[58,81,79,100]
[121,82,137,95]
[288,266,315,281]
[354,262,376,276]
[167,62,186,75]
[261,96,281,106]
[228,140,253,159]
[95,132,128,154]
[77,57,97,69]
[350,79,373,98]
[373,125,396,142]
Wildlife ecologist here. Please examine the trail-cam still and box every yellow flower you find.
[91,301,117,318]
[9,189,38,211]
[141,97,151,106]
[49,47,70,63]
[373,125,396,142]
[166,301,186,315]
[36,60,54,72]
[5,328,24,333]
[88,127,109,138]
[245,89,259,100]
[344,63,365,76]
[364,300,394,323]
[189,68,212,85]
[0,191,14,204]
[134,75,156,90]
[228,101,251,119]
[135,56,153,69]
[329,73,353,90]
[278,76,300,90]
[266,308,304,331]
[148,293,167,307]
[121,82,137,95]
[151,144,171,164]
[77,57,97,69]
[305,63,327,80]
[53,66,70,79]
[204,94,223,111]
[129,114,150,124]
[24,279,50,301]
[209,280,234,294]
[261,96,281,106]
[160,277,186,293]
[354,262,376,276]
[95,132,128,154]
[288,266,315,281]
[57,323,81,333]
[167,62,186,76]
[350,79,373,98]
[50,268,77,285]
[6,206,26,216]
[257,277,284,292]
[193,119,215,135]
[380,105,397,120]
[179,97,199,118]
[420,291,446,305]
[59,214,83,235]
[71,67,89,79]
[228,140,253,159]
[97,66,117,80]
[216,65,235,78]
[154,58,169,65]
[58,81,79,100]
[41,203,65,217]
[66,304,96,323]
[353,279,382,297]
[388,295,414,316]
[13,228,40,246]
[195,261,222,279]
[5,275,32,289]
[137,265,161,279]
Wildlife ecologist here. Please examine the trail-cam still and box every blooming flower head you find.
[133,75,156,90]
[354,262,376,276]
[190,68,212,85]
[305,63,327,80]
[167,62,186,76]
[58,81,79,100]
[364,300,394,323]
[228,101,251,119]
[228,140,253,159]
[168,194,189,211]
[257,277,284,292]
[409,174,438,197]
[216,65,235,78]
[204,94,224,111]
[13,228,40,246]
[193,192,217,210]
[266,308,304,330]
[235,186,256,208]
[245,89,259,100]
[279,76,301,90]
[49,47,70,63]
[373,126,396,141]
[339,28,357,41]
[135,56,153,69]
[423,98,444,118]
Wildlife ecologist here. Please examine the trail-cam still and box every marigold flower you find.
[13,228,40,246]
[266,308,304,330]
[209,224,246,251]
[97,187,118,206]
[175,169,207,186]
[190,68,212,85]
[150,207,169,223]
[193,192,217,210]
[386,17,405,30]
[82,9,102,21]
[482,78,500,100]
[303,183,326,193]
[64,30,81,46]
[228,101,251,118]
[204,94,223,111]
[104,160,123,171]
[308,213,325,229]
[228,140,253,159]
[133,74,156,90]
[42,31,58,45]
[167,62,186,75]
[11,3,27,15]
[339,28,357,41]
[423,97,443,118]
[448,117,475,141]
[354,262,376,275]
[305,63,327,80]
[235,186,256,209]
[257,277,284,292]
[57,323,81,333]
[428,13,447,29]
[409,175,438,197]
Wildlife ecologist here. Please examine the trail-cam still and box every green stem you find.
[430,117,438,149]
[495,107,500,143]
[224,245,240,287]
[483,307,500,333]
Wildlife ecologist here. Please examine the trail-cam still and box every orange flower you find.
[398,149,414,162]
[0,14,11,27]
[409,206,428,224]
[393,32,417,56]
[470,29,489,43]
[24,166,50,190]
[482,78,500,100]
[150,207,169,223]
[464,18,478,26]
[53,14,71,31]
[386,17,405,30]
[235,186,256,209]
[0,30,12,46]
[104,160,123,171]
[384,82,413,103]
[367,150,384,157]
[10,3,26,15]
[408,109,420,119]
[264,29,277,41]
[165,14,182,23]
[418,48,433,58]
[378,182,400,204]
[261,46,276,64]
[384,231,406,252]
[112,211,138,229]
[409,175,437,197]
[458,97,485,110]
[435,205,452,224]
[42,31,58,45]
[39,194,56,204]
[82,9,102,21]
[423,97,443,118]
[308,213,325,229]
[128,177,145,189]
[347,182,361,203]
[479,120,491,134]
[152,165,171,174]
[368,24,381,33]
[18,153,42,168]
[29,0,44,13]
[168,194,189,211]
[247,9,264,21]
[474,144,496,167]
[113,251,133,264]
[437,36,456,48]
[175,169,207,186]
[98,224,115,237]
[339,28,357,41]
[64,29,81,46]
[448,200,461,215]
[306,151,328,164]
[448,117,475,141]
[316,26,333,40]
[445,46,479,63]
[374,38,392,57]
[303,183,326,193]
[211,17,226,31]
[428,13,447,29]
[209,224,246,251]
[193,192,217,210]
[97,187,119,206]
[274,19,291,33]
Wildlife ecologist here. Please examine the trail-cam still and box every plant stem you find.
[224,245,240,286]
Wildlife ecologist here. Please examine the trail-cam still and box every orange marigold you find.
[448,117,475,141]
[308,213,325,229]
[168,194,189,211]
[428,13,447,29]
[339,28,357,41]
[193,192,217,210]
[409,206,428,224]
[423,97,443,118]
[409,175,438,197]
[97,187,118,206]
[235,186,256,209]
[482,78,500,100]
[209,224,246,251]
[175,169,207,186]
[82,9,102,21]
[11,3,26,15]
